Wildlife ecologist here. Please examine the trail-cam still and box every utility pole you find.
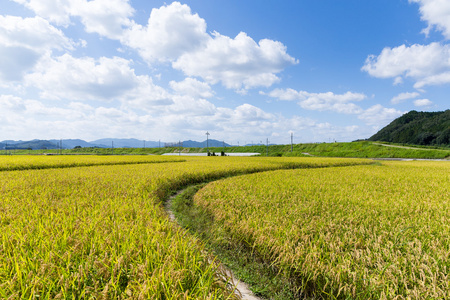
[206,131,210,155]
[266,138,269,156]
[291,132,293,152]
[144,140,145,148]
[111,141,114,155]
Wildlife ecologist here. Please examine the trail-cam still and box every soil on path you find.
[372,142,440,151]
[165,190,263,300]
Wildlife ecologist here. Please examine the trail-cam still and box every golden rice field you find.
[0,155,370,299]
[194,161,450,299]
[0,155,184,171]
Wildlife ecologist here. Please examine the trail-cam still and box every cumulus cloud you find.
[358,104,405,127]
[267,88,405,128]
[122,2,208,62]
[0,93,158,140]
[233,103,274,122]
[0,91,376,144]
[12,0,72,26]
[409,0,450,39]
[25,54,171,107]
[25,54,137,100]
[0,46,40,82]
[414,71,450,88]
[3,1,395,143]
[0,94,86,132]
[390,92,420,104]
[414,98,433,107]
[11,1,296,92]
[13,0,134,38]
[0,94,27,111]
[0,15,74,81]
[166,96,216,116]
[71,0,135,39]
[0,15,74,50]
[266,88,366,114]
[122,2,297,91]
[362,43,450,88]
[169,78,213,98]
[173,31,298,90]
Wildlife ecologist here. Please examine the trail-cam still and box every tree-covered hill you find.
[368,110,450,146]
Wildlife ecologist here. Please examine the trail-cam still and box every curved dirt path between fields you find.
[166,190,262,300]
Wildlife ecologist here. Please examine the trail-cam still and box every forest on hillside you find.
[368,110,450,146]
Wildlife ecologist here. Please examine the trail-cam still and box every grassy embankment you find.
[174,161,450,299]
[6,141,450,159]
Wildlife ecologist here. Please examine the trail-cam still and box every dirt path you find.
[372,142,437,151]
[165,190,263,300]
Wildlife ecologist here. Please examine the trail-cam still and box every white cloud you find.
[25,54,172,108]
[362,43,450,78]
[0,94,26,111]
[122,2,208,62]
[0,94,157,140]
[166,95,216,116]
[0,15,74,81]
[390,92,420,104]
[393,76,404,85]
[122,2,297,91]
[0,46,40,81]
[358,104,405,127]
[169,78,213,98]
[13,0,135,39]
[173,31,298,90]
[233,103,274,122]
[414,98,433,107]
[12,0,72,26]
[266,88,366,114]
[122,75,173,110]
[72,0,135,39]
[0,92,378,143]
[261,88,301,101]
[11,1,296,92]
[0,15,74,51]
[26,54,137,101]
[362,43,450,88]
[3,1,403,144]
[414,71,450,88]
[0,94,87,129]
[299,92,365,114]
[409,0,450,39]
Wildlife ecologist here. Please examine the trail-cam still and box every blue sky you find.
[1,0,449,144]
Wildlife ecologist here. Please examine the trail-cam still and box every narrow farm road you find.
[165,189,263,300]
[371,142,436,150]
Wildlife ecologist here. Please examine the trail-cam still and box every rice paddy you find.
[193,161,450,299]
[0,155,371,298]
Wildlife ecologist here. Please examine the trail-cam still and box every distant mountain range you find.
[368,110,450,146]
[0,138,232,150]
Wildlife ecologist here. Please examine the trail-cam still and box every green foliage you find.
[9,140,450,159]
[368,110,450,146]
